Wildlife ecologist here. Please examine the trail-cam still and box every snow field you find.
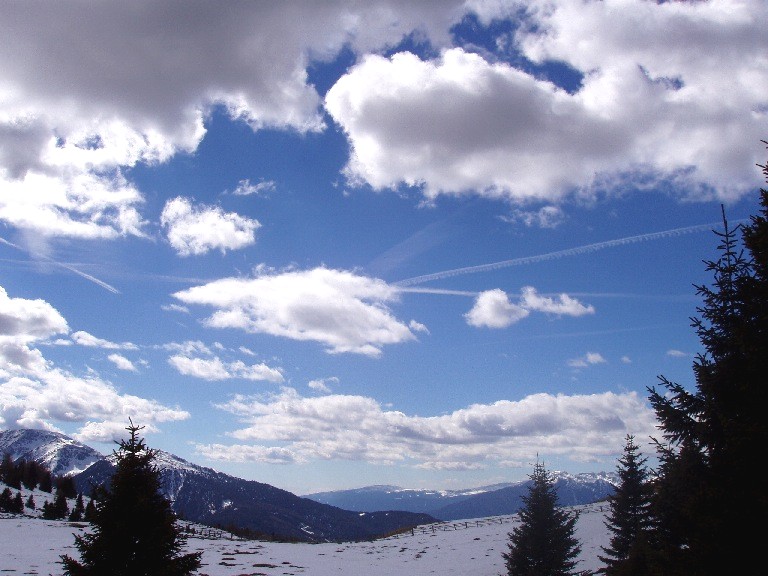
[1,503,609,575]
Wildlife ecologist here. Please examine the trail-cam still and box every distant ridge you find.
[0,428,434,542]
[305,472,618,521]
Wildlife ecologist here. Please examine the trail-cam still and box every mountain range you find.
[305,471,618,521]
[0,428,617,538]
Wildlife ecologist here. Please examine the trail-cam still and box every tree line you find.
[503,156,768,575]
[0,452,95,521]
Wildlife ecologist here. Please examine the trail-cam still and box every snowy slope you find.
[0,429,103,477]
[0,502,611,575]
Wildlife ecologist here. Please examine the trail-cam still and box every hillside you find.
[0,501,611,574]
[1,429,435,542]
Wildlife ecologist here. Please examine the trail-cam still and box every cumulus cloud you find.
[107,353,138,372]
[168,354,284,383]
[568,352,607,368]
[194,387,658,468]
[0,286,69,342]
[160,197,261,256]
[465,289,529,328]
[0,360,189,437]
[326,0,767,203]
[0,284,188,436]
[173,267,420,356]
[0,1,459,241]
[465,286,593,328]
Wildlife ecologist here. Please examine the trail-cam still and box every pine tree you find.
[11,491,24,514]
[503,461,585,576]
[598,435,654,575]
[26,493,35,510]
[69,493,86,521]
[83,497,97,522]
[647,165,768,575]
[0,487,12,512]
[43,490,69,519]
[38,469,53,493]
[60,420,202,575]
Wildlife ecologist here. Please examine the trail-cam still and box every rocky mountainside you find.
[0,428,103,476]
[306,472,618,521]
[0,428,434,542]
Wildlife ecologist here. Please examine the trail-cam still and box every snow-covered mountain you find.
[0,428,434,542]
[306,471,618,521]
[0,428,616,536]
[0,428,103,476]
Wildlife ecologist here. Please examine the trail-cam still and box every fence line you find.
[383,502,608,540]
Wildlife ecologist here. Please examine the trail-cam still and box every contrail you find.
[394,220,747,287]
[0,237,120,294]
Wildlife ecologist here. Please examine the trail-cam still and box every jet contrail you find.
[394,220,747,287]
[0,237,120,294]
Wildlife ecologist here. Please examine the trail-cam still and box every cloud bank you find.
[195,387,658,470]
[173,267,421,357]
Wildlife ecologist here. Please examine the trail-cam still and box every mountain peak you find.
[0,428,104,477]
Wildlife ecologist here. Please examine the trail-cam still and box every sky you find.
[0,0,766,495]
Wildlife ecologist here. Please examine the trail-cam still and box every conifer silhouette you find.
[61,420,201,575]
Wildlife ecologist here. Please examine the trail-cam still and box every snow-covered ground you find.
[0,502,609,575]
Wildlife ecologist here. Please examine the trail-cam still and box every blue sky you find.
[0,0,766,494]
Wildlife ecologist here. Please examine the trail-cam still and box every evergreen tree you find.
[83,497,97,522]
[21,459,41,490]
[56,475,78,499]
[11,491,24,514]
[69,493,86,521]
[0,453,13,484]
[38,469,53,493]
[26,493,35,510]
[503,461,586,576]
[1,453,21,489]
[598,435,654,575]
[647,166,768,575]
[61,420,202,575]
[0,487,12,512]
[42,490,69,519]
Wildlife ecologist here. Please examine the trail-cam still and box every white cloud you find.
[0,358,189,436]
[326,1,767,203]
[0,284,188,435]
[465,286,593,329]
[196,387,658,468]
[168,354,284,383]
[0,286,69,342]
[107,353,138,372]
[195,443,298,465]
[173,267,420,357]
[666,349,688,358]
[232,179,276,196]
[504,206,566,229]
[160,197,261,257]
[0,2,457,240]
[308,377,339,394]
[568,352,607,368]
[621,356,632,364]
[71,330,138,350]
[465,289,529,328]
[519,287,595,316]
